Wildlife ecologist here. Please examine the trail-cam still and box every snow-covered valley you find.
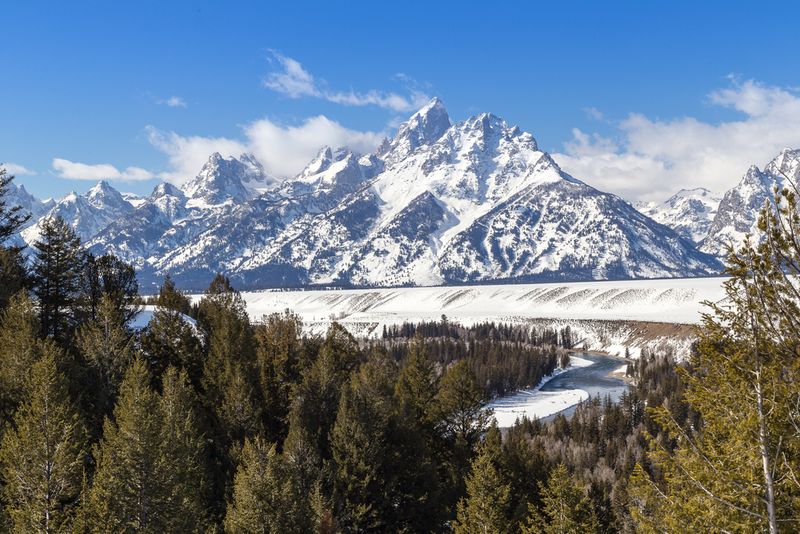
[233,276,726,359]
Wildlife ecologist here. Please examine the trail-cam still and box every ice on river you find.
[487,355,594,427]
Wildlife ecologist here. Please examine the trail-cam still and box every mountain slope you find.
[140,100,720,288]
[22,181,134,245]
[636,188,721,243]
[702,149,799,257]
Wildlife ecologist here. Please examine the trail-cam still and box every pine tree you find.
[224,437,310,534]
[330,356,397,531]
[199,275,262,443]
[0,247,28,312]
[254,310,304,444]
[75,294,134,423]
[284,323,361,485]
[0,347,87,533]
[78,253,138,324]
[0,166,31,243]
[84,358,169,532]
[395,334,438,431]
[454,425,513,534]
[155,274,191,314]
[159,367,210,532]
[0,291,43,420]
[31,216,84,343]
[523,463,599,534]
[139,306,203,386]
[629,184,800,533]
[436,359,492,507]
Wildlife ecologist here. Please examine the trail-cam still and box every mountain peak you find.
[765,147,800,180]
[183,153,270,206]
[385,97,451,161]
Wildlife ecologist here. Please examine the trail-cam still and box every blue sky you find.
[3,0,800,201]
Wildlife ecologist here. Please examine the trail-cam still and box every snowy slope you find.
[636,188,721,243]
[230,277,726,359]
[20,99,725,289]
[138,98,720,288]
[702,149,799,257]
[22,181,134,244]
[238,277,727,327]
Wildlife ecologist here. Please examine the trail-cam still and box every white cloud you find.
[263,51,430,113]
[2,163,35,176]
[553,79,800,202]
[163,96,187,108]
[583,107,604,120]
[147,115,384,184]
[52,158,156,182]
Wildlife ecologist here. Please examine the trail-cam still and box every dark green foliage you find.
[254,310,305,444]
[0,167,31,244]
[153,274,192,314]
[79,253,139,324]
[0,248,28,312]
[454,424,513,534]
[0,347,87,533]
[523,463,599,534]
[31,216,84,343]
[139,306,203,386]
[0,292,44,421]
[225,437,310,533]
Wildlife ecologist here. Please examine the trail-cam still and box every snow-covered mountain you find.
[22,181,135,244]
[85,98,720,289]
[12,100,726,289]
[636,188,721,244]
[701,149,800,257]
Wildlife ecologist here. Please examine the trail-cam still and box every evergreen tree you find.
[155,274,191,315]
[0,291,43,420]
[629,185,800,533]
[0,348,87,533]
[0,166,31,243]
[454,425,513,534]
[139,306,203,386]
[523,463,599,534]
[31,216,84,342]
[159,367,210,532]
[75,294,134,424]
[84,358,168,532]
[330,356,397,531]
[0,247,28,312]
[79,253,138,324]
[394,334,438,433]
[436,359,492,507]
[224,437,310,534]
[199,274,262,443]
[254,310,304,444]
[284,323,361,487]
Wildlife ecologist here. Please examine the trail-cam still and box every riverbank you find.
[487,353,630,427]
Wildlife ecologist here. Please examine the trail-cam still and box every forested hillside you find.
[0,164,798,532]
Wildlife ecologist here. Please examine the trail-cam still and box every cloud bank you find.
[52,158,156,182]
[2,163,35,176]
[553,79,800,202]
[147,115,384,184]
[263,51,429,113]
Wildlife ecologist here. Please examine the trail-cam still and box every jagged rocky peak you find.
[182,152,270,205]
[386,97,451,160]
[764,148,800,181]
[85,180,129,210]
[150,181,184,199]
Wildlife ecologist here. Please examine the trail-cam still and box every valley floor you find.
[229,277,726,359]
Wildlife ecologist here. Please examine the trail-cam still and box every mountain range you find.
[8,99,795,290]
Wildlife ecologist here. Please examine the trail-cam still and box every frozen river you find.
[487,353,629,427]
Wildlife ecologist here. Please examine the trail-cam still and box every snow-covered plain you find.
[487,355,594,426]
[239,277,727,330]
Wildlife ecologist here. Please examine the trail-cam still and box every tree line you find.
[0,164,798,532]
